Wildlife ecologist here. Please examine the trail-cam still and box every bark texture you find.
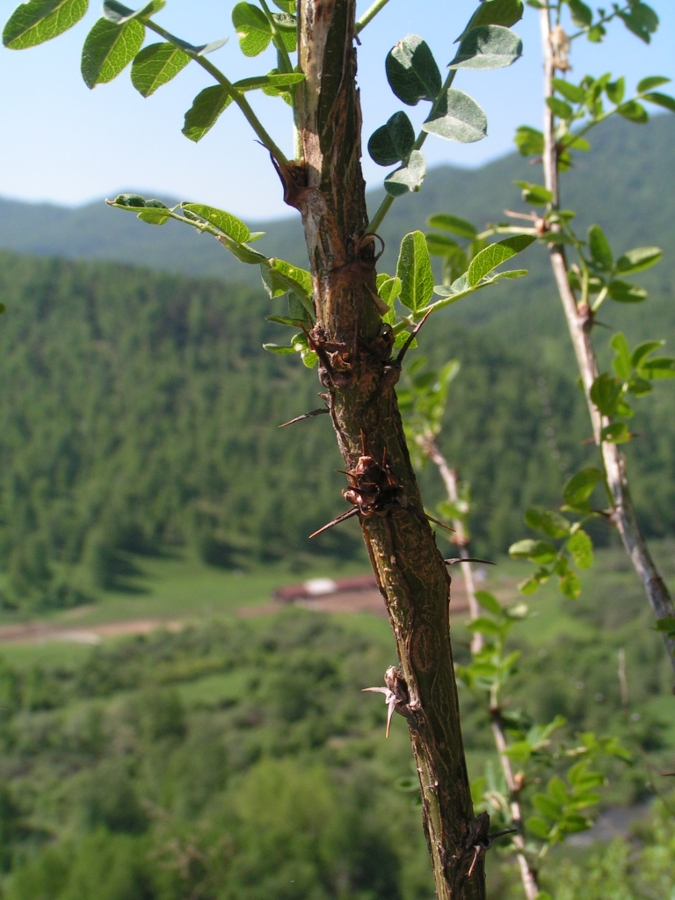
[539,7,675,671]
[290,2,487,897]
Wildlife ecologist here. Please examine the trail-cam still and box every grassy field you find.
[1,537,673,669]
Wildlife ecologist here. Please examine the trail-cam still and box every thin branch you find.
[419,435,541,900]
[259,0,294,73]
[355,0,392,34]
[538,5,675,671]
[144,19,288,165]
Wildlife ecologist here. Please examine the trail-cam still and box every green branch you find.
[144,18,288,165]
[259,0,294,73]
[355,0,392,34]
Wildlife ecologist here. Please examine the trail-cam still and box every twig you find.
[420,435,541,900]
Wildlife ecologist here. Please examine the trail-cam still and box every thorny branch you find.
[538,7,675,673]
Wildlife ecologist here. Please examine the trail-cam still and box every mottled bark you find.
[290,2,487,897]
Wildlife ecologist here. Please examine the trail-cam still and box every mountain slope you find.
[2,246,675,611]
[1,114,673,302]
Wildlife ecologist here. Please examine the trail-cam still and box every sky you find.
[0,0,673,220]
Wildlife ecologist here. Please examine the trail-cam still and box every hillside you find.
[1,113,673,301]
[1,243,675,611]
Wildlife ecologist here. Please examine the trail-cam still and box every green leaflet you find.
[608,280,647,303]
[525,507,571,539]
[397,231,434,313]
[467,235,535,286]
[427,213,477,240]
[423,88,487,144]
[566,530,593,569]
[182,85,232,142]
[448,25,522,71]
[514,126,543,157]
[131,42,191,97]
[231,2,272,57]
[509,539,558,565]
[615,246,662,275]
[81,16,145,88]
[181,204,251,243]
[384,151,426,196]
[385,35,441,106]
[368,112,415,167]
[3,0,88,49]
[460,0,523,35]
[637,75,670,92]
[588,224,614,271]
[610,332,632,379]
[643,91,675,113]
[563,468,603,509]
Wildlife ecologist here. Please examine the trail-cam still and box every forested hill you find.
[1,113,673,302]
[1,246,675,612]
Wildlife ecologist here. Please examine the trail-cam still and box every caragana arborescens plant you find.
[2,1,538,897]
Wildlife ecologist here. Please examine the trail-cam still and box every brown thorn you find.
[425,514,455,534]
[445,557,496,566]
[279,408,329,428]
[396,308,434,365]
[467,846,481,879]
[309,506,359,539]
[504,208,538,221]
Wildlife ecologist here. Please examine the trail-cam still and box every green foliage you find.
[396,231,434,314]
[81,15,145,88]
[231,2,272,57]
[385,35,441,106]
[2,0,88,50]
[368,112,416,167]
[448,25,523,71]
[130,41,190,97]
[181,86,233,142]
[422,88,487,143]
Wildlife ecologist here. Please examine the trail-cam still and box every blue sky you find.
[0,0,673,220]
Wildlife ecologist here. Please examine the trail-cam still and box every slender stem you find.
[366,69,457,234]
[259,0,294,73]
[355,0,392,33]
[420,435,541,900]
[538,5,675,671]
[567,4,630,42]
[144,19,288,165]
